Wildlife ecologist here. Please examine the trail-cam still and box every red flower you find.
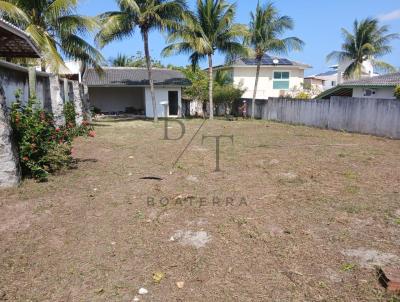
[55,127,60,133]
[88,130,96,137]
[22,156,29,161]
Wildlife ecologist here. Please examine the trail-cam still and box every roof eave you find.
[0,19,41,58]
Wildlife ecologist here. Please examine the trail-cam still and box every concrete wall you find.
[231,66,305,99]
[144,87,182,118]
[261,97,400,139]
[0,61,50,108]
[352,87,395,99]
[89,87,145,113]
[0,87,20,188]
[0,60,89,188]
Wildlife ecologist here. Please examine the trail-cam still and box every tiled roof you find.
[316,70,337,77]
[83,67,190,87]
[317,72,400,99]
[342,72,400,86]
[0,18,40,58]
[217,54,311,69]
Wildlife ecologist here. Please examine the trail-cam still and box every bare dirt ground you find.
[1,119,400,302]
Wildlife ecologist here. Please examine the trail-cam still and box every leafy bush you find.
[63,101,94,137]
[63,101,76,127]
[10,92,95,181]
[394,85,400,99]
[294,91,311,99]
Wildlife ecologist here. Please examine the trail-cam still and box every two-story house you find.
[213,54,311,100]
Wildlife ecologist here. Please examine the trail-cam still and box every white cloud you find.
[378,9,400,21]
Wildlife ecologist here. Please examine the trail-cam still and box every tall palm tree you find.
[327,18,399,79]
[0,0,104,73]
[162,0,248,119]
[247,2,303,118]
[96,0,187,122]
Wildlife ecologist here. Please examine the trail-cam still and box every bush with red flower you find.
[10,91,94,181]
[63,101,94,137]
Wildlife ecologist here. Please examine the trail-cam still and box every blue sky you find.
[77,0,400,75]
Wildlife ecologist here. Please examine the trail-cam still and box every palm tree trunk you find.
[208,53,213,120]
[143,30,158,122]
[251,58,261,119]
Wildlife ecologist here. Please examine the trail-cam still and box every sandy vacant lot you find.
[1,119,400,301]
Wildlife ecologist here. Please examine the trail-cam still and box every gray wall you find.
[89,87,145,113]
[0,60,50,108]
[259,97,400,139]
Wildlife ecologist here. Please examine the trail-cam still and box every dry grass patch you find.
[0,119,400,301]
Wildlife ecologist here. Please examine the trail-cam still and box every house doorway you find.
[168,91,178,116]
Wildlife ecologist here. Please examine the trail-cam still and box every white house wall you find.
[144,87,182,118]
[352,87,395,99]
[231,67,305,99]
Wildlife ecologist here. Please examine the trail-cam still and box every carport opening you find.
[89,87,145,115]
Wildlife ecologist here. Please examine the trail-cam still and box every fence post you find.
[63,78,69,103]
[49,75,65,127]
[28,67,36,98]
[72,81,83,126]
[0,86,21,188]
[81,84,92,121]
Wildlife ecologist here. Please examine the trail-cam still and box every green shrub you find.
[295,91,311,99]
[394,85,400,99]
[63,101,76,127]
[10,95,74,181]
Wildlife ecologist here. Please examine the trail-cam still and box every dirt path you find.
[1,119,400,301]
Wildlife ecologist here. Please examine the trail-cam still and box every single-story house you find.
[213,54,311,99]
[83,67,190,117]
[318,72,400,99]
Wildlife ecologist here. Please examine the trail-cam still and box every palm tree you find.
[162,0,248,119]
[247,2,303,118]
[112,54,132,66]
[0,0,104,73]
[327,18,399,79]
[96,0,187,122]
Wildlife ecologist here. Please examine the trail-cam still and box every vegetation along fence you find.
[252,97,400,139]
[0,60,91,188]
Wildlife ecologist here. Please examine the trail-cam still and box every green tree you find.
[112,54,132,67]
[96,0,187,122]
[247,2,303,118]
[111,51,166,68]
[327,18,399,79]
[0,0,104,72]
[394,85,400,100]
[162,0,248,119]
[213,73,244,116]
[182,66,208,104]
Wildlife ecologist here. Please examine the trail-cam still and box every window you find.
[273,71,290,90]
[363,89,376,97]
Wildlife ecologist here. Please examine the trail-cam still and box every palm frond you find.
[96,12,135,47]
[46,0,78,18]
[0,0,30,24]
[372,60,397,74]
